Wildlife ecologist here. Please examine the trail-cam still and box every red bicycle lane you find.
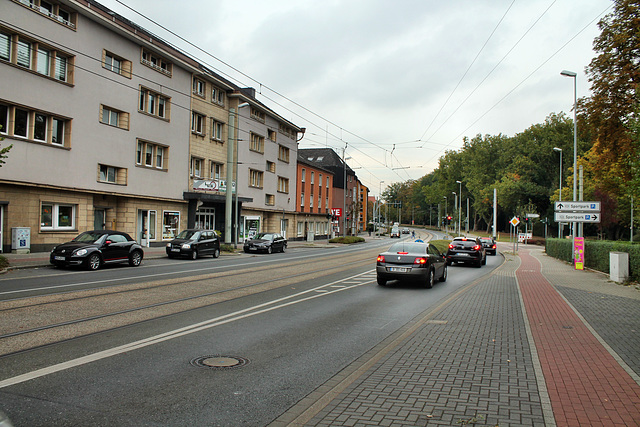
[516,248,640,426]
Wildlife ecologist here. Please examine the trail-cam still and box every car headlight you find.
[166,243,171,248]
[75,249,88,256]
[181,243,191,249]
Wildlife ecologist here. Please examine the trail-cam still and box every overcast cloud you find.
[99,0,613,194]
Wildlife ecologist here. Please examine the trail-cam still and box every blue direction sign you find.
[554,201,600,212]
[554,212,600,223]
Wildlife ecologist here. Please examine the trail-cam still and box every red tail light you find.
[492,244,496,249]
[473,245,481,251]
[377,255,385,263]
[448,244,454,249]
[414,257,427,265]
[397,251,408,255]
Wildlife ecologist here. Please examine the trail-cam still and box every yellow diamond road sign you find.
[510,217,520,227]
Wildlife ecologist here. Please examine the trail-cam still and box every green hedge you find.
[545,238,639,281]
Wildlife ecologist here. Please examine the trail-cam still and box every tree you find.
[0,125,12,166]
[581,0,640,236]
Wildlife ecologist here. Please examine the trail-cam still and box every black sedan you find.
[479,237,497,255]
[166,229,220,259]
[376,242,447,288]
[50,230,144,271]
[446,237,486,267]
[243,233,287,254]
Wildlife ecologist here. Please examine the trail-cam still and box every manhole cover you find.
[190,355,250,370]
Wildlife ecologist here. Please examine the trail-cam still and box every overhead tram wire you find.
[110,0,392,157]
[417,0,516,148]
[418,2,613,169]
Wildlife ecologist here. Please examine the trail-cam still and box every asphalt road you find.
[0,234,502,426]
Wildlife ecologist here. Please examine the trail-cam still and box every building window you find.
[52,117,64,145]
[16,0,77,28]
[103,50,131,78]
[141,48,172,76]
[139,87,170,119]
[268,129,276,142]
[193,78,205,96]
[54,55,68,81]
[36,47,49,75]
[250,133,264,153]
[310,171,314,185]
[265,194,275,206]
[278,145,290,162]
[0,104,8,133]
[14,108,28,138]
[211,87,225,106]
[98,164,116,183]
[326,177,330,188]
[191,157,203,178]
[210,162,223,180]
[278,177,289,194]
[0,32,10,60]
[266,161,276,173]
[326,196,329,209]
[137,140,168,170]
[191,112,205,135]
[16,39,31,68]
[100,105,129,130]
[249,169,263,188]
[250,107,265,123]
[211,119,223,141]
[279,123,295,139]
[301,168,305,182]
[41,203,75,230]
[34,113,47,141]
[310,194,314,208]
[300,192,305,207]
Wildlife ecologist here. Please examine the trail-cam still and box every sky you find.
[98,0,614,196]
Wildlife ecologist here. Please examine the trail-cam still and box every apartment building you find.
[296,153,333,240]
[230,89,303,241]
[0,0,200,251]
[357,180,369,233]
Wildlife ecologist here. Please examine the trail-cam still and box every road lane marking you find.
[0,270,375,389]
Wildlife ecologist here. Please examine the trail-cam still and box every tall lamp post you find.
[561,70,577,246]
[443,196,447,232]
[456,180,462,236]
[553,147,563,238]
[452,192,457,235]
[377,181,384,237]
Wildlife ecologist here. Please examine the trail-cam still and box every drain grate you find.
[190,355,250,370]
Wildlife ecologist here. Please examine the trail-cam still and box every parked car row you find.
[50,229,289,271]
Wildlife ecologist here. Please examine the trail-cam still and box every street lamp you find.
[452,192,457,235]
[456,180,462,235]
[342,149,351,237]
[553,147,563,238]
[377,181,384,237]
[443,196,447,232]
[561,70,578,244]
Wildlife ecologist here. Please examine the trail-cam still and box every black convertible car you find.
[50,230,144,270]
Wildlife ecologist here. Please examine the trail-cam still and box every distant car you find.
[50,230,144,271]
[243,232,287,254]
[446,237,486,267]
[402,227,410,234]
[376,241,447,288]
[479,237,497,255]
[166,229,220,259]
[390,226,401,238]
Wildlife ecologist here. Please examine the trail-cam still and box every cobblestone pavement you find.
[271,245,640,427]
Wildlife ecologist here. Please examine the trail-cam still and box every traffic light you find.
[446,215,452,224]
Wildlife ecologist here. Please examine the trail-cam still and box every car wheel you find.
[129,250,143,267]
[439,264,448,282]
[167,253,175,259]
[482,256,487,265]
[281,244,286,253]
[267,246,272,254]
[425,269,434,288]
[86,253,101,271]
[476,259,482,268]
[377,276,387,286]
[213,248,220,258]
[191,250,198,260]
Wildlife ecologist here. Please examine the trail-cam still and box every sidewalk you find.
[271,244,640,427]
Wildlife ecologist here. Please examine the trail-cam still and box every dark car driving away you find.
[50,230,144,271]
[479,237,497,255]
[446,237,486,267]
[376,241,447,288]
[243,232,287,254]
[166,229,220,259]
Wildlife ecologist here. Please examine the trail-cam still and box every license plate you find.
[171,248,180,252]
[249,247,257,251]
[389,267,408,272]
[457,253,469,256]
[54,256,65,261]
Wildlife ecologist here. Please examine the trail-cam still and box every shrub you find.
[329,236,365,244]
[545,238,639,281]
[0,255,8,269]
[220,243,235,253]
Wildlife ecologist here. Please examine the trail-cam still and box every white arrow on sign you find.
[554,212,600,223]
[554,201,600,212]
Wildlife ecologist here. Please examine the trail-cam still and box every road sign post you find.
[554,201,600,270]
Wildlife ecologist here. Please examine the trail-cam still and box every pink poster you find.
[574,237,584,270]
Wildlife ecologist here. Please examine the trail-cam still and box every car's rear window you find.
[388,243,427,253]
[452,240,477,248]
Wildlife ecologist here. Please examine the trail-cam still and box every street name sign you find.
[554,201,600,212]
[554,212,601,223]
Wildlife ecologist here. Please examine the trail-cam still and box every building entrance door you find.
[137,209,157,246]
[94,209,105,230]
